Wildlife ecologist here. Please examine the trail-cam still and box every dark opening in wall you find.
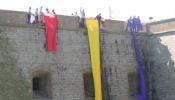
[83,71,95,99]
[33,77,40,91]
[32,71,52,99]
[128,72,139,95]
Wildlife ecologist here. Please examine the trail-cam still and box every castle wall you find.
[100,32,138,100]
[0,24,138,100]
[136,31,175,100]
[0,10,125,33]
[0,9,139,100]
[0,27,31,100]
[5,9,175,100]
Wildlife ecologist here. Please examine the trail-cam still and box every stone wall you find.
[0,10,140,100]
[0,27,31,100]
[136,31,175,100]
[100,32,137,100]
[3,10,175,100]
[0,10,125,33]
[0,22,138,100]
[1,26,88,100]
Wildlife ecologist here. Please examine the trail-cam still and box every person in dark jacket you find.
[96,13,102,28]
[27,7,31,24]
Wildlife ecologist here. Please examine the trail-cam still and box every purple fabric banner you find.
[130,31,147,100]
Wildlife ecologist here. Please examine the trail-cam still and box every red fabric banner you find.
[43,13,58,51]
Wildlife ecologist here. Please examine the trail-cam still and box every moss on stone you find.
[0,28,31,100]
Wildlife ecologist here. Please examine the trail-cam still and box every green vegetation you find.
[0,28,31,100]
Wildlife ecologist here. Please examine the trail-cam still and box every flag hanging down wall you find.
[43,13,58,51]
[86,19,102,100]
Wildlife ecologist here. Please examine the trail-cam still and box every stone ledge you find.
[0,10,125,33]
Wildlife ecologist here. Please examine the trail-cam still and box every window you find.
[32,71,51,99]
[33,77,40,91]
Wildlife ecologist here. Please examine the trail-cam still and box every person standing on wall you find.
[46,8,50,13]
[39,6,43,24]
[35,8,39,23]
[136,16,142,32]
[27,7,31,24]
[30,11,35,24]
[80,8,85,28]
[96,13,102,29]
[126,16,133,32]
[52,10,56,15]
[133,16,137,32]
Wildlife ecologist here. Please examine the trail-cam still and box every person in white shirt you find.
[80,8,85,28]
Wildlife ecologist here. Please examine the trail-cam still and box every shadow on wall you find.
[137,31,175,100]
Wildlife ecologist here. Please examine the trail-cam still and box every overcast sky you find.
[0,0,175,22]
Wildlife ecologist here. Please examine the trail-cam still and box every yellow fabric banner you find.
[86,19,102,100]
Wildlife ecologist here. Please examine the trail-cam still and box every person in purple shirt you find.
[136,16,142,31]
[127,16,134,32]
[133,16,137,32]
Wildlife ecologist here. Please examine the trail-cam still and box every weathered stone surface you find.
[0,28,31,100]
[3,10,175,100]
[137,31,175,100]
[0,24,138,100]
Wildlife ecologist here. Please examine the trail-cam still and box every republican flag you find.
[42,12,58,51]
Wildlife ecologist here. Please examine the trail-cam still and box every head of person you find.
[129,16,132,19]
[133,16,136,19]
[52,10,55,14]
[46,8,49,13]
[137,16,140,19]
[99,13,101,16]
[29,7,31,10]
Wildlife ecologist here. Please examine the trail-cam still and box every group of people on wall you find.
[27,6,56,24]
[126,16,143,33]
[27,6,58,51]
[76,8,104,29]
[26,6,108,31]
[27,7,143,33]
[72,10,143,32]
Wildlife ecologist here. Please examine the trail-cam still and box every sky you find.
[0,0,175,22]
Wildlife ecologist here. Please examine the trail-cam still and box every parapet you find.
[0,10,126,33]
[147,18,175,33]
